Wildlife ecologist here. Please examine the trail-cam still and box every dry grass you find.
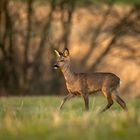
[0,96,140,140]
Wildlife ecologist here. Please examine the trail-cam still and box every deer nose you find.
[54,64,59,69]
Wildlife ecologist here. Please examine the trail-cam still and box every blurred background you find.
[0,0,140,96]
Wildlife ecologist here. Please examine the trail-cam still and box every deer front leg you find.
[59,94,74,110]
[83,95,89,111]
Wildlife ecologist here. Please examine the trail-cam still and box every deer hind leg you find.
[59,94,74,110]
[100,89,114,113]
[100,96,114,113]
[112,90,128,111]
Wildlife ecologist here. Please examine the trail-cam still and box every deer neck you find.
[61,65,75,84]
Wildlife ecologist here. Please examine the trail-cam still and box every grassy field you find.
[0,96,140,140]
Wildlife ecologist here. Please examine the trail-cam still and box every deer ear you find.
[54,49,61,57]
[63,48,69,57]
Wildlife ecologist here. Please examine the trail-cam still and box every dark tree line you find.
[0,0,140,96]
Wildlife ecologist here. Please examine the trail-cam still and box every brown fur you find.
[54,48,128,112]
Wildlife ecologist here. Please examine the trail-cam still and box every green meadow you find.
[0,96,140,140]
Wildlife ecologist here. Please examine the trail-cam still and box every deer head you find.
[54,48,70,70]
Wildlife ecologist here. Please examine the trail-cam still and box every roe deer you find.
[54,48,128,112]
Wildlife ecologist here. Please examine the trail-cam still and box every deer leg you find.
[112,91,128,111]
[100,95,113,113]
[59,94,74,110]
[83,95,89,111]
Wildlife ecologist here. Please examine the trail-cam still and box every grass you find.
[0,96,140,140]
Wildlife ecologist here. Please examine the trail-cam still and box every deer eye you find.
[60,60,64,62]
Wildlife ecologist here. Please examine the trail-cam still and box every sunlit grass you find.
[0,96,140,140]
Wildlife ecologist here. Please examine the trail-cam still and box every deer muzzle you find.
[54,64,59,69]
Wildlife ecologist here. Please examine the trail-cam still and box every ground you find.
[0,96,140,140]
